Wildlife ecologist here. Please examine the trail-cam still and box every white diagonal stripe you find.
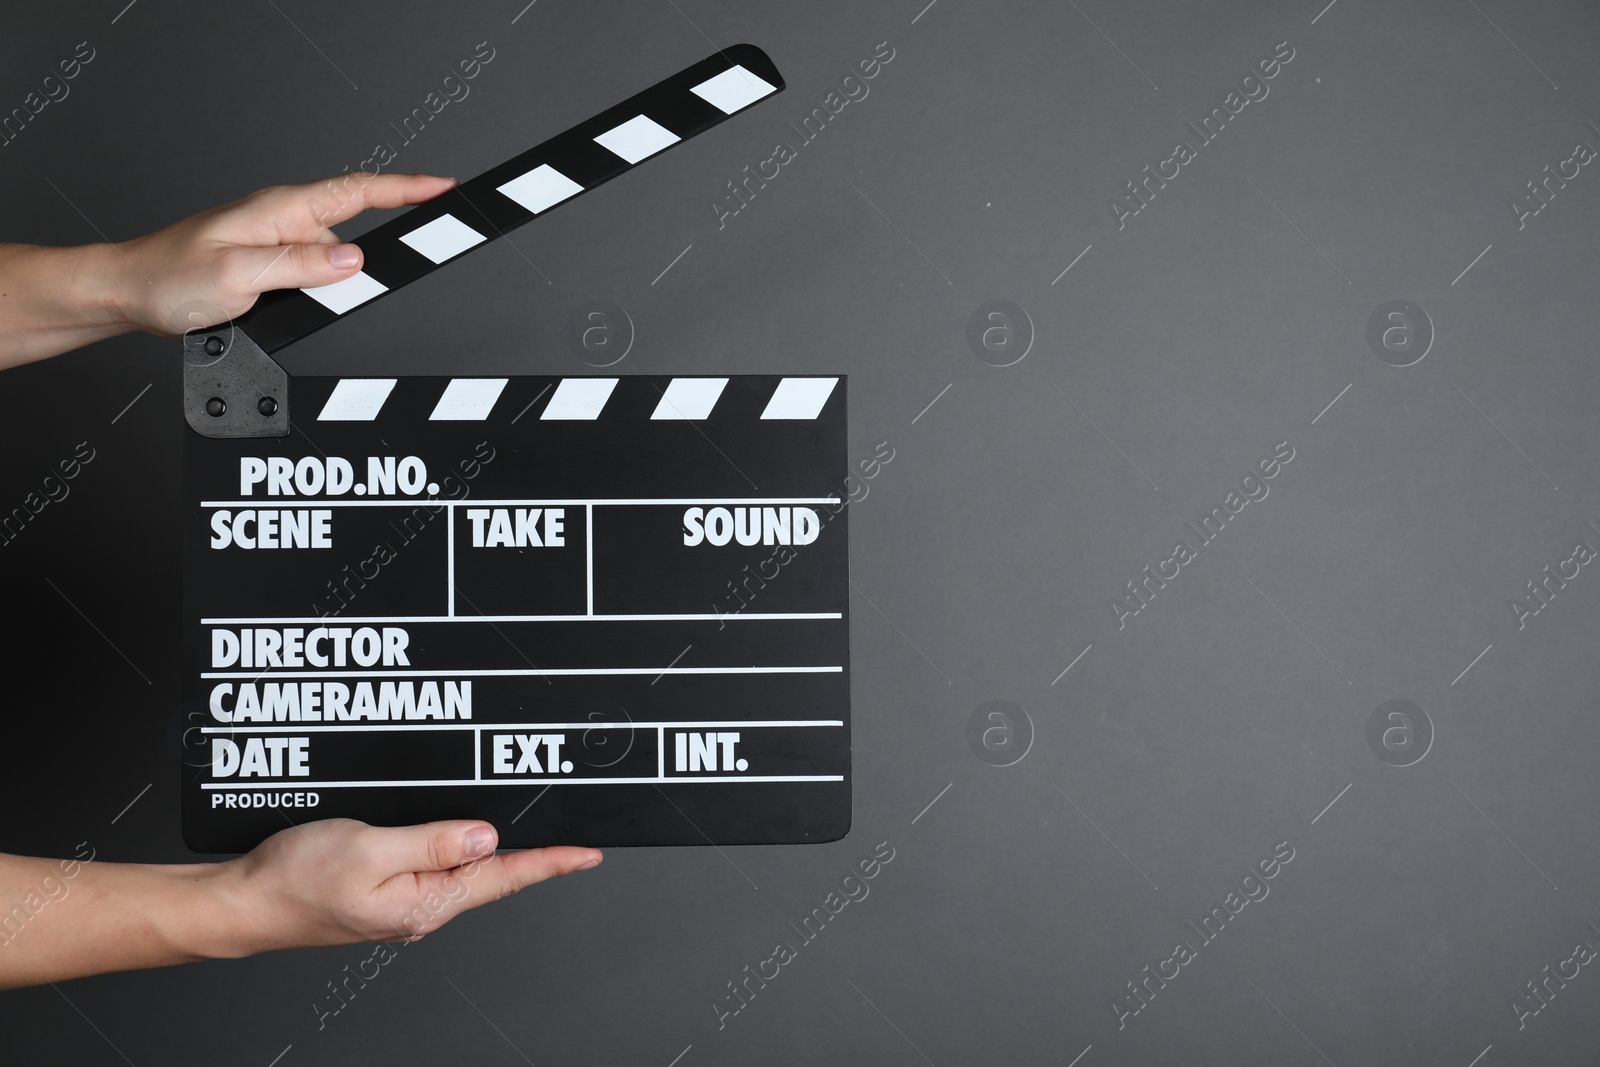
[400,214,487,263]
[497,164,584,214]
[318,379,397,421]
[431,378,509,420]
[690,65,776,114]
[541,378,618,420]
[652,377,728,420]
[594,115,679,163]
[761,377,838,419]
[301,271,387,314]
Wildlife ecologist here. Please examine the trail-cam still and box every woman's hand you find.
[216,818,601,953]
[116,172,456,336]
[0,820,600,989]
[0,172,455,368]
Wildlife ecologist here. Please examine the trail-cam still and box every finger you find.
[428,846,602,919]
[357,819,500,878]
[224,241,365,295]
[271,173,458,234]
[492,846,603,893]
[393,845,601,939]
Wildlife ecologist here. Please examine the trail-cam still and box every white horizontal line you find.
[204,775,846,789]
[201,666,843,679]
[200,497,842,508]
[201,612,843,625]
[201,719,844,733]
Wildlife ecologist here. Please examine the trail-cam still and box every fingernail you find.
[575,853,602,871]
[464,827,495,858]
[328,243,361,268]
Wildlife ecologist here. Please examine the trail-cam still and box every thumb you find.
[227,241,364,296]
[361,820,499,878]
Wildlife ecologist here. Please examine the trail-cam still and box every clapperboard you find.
[179,45,852,852]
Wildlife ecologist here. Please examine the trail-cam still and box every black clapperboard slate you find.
[179,46,851,852]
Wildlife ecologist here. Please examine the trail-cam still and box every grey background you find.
[2,0,1597,1063]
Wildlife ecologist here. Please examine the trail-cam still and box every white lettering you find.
[681,507,820,547]
[209,509,333,549]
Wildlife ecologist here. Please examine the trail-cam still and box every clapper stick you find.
[182,44,785,439]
